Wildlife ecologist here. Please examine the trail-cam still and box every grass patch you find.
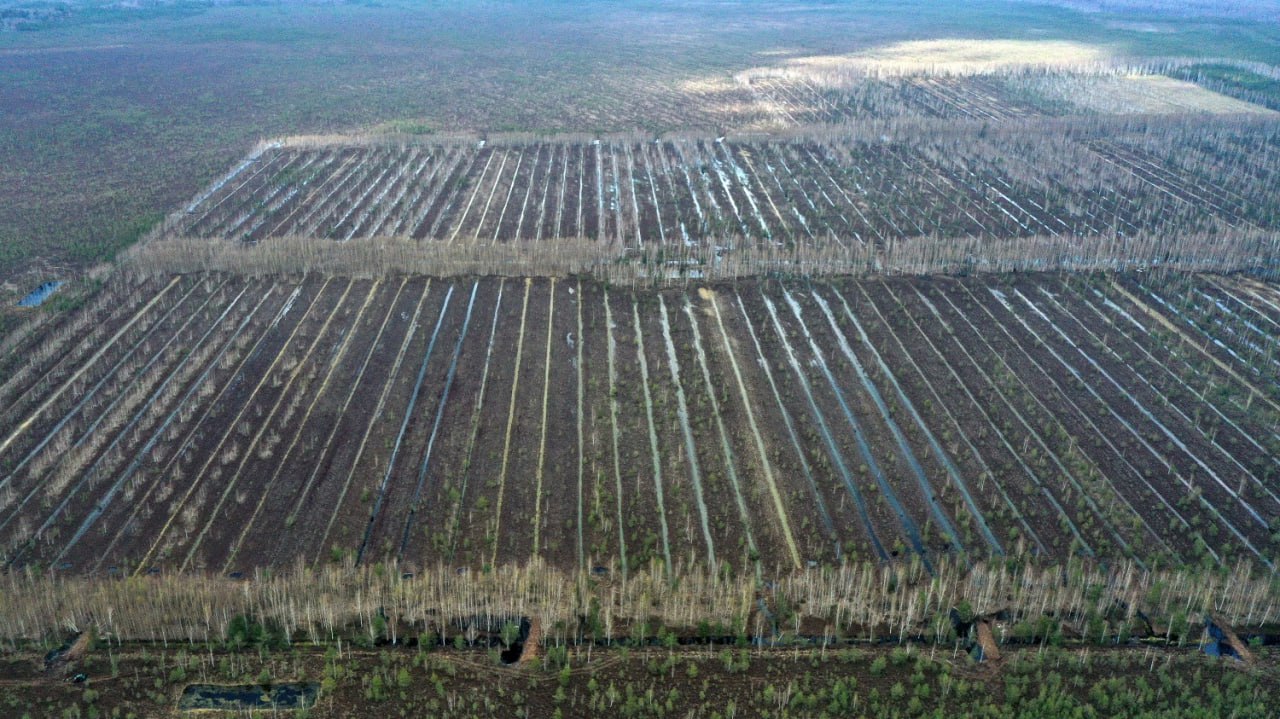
[1170,63,1280,111]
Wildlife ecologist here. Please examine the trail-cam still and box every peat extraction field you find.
[1,270,1278,576]
[160,119,1280,253]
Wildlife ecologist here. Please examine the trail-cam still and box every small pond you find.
[17,281,64,307]
[178,683,319,711]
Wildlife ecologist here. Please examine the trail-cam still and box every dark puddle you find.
[500,618,532,664]
[1203,620,1241,661]
[178,683,319,711]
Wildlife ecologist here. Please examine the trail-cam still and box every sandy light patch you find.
[1104,74,1274,114]
[748,39,1113,83]
[850,38,1108,68]
[1029,73,1276,115]
[678,76,745,94]
[675,75,776,123]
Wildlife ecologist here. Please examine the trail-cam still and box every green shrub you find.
[225,615,287,650]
